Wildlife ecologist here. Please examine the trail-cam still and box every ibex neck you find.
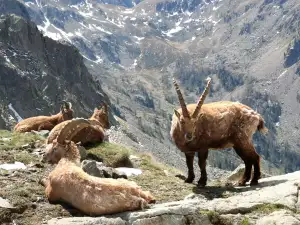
[63,143,81,165]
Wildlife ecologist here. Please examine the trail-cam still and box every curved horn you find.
[61,101,68,110]
[67,101,72,109]
[102,103,108,112]
[57,119,91,144]
[192,77,212,118]
[173,79,189,118]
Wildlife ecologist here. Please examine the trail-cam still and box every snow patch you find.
[133,36,144,41]
[115,167,142,176]
[92,24,112,35]
[0,162,26,170]
[162,25,184,37]
[277,70,287,79]
[8,103,23,122]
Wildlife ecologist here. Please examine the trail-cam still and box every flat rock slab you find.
[47,217,126,225]
[255,210,300,225]
[46,171,300,225]
[0,197,14,209]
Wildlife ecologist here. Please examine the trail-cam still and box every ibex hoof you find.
[250,180,258,186]
[237,180,247,187]
[184,175,195,183]
[197,182,207,188]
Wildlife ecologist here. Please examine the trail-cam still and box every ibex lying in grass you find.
[14,101,73,133]
[41,119,155,215]
[170,78,268,187]
[46,104,109,145]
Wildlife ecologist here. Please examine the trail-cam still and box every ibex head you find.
[60,101,73,122]
[173,77,211,143]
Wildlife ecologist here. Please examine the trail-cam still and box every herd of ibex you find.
[13,77,268,215]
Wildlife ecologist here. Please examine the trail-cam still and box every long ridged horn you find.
[173,79,190,118]
[102,103,108,113]
[68,102,72,109]
[62,100,71,110]
[192,77,212,118]
[57,119,91,144]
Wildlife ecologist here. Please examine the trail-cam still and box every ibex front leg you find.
[197,150,208,187]
[184,152,195,183]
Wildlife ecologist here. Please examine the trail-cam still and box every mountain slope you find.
[4,0,300,174]
[0,14,115,129]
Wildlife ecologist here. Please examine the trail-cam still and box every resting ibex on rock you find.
[14,101,73,133]
[170,78,268,187]
[41,119,155,215]
[46,103,109,145]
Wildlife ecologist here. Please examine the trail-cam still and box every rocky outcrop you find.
[46,171,300,225]
[0,14,116,129]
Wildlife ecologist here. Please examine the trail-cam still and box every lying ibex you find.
[170,78,268,187]
[41,119,155,215]
[14,101,73,133]
[46,103,109,145]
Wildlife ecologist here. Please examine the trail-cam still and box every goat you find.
[46,103,109,145]
[14,101,73,133]
[41,119,155,215]
[170,78,268,187]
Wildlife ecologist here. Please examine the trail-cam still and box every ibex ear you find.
[174,109,181,119]
[75,141,82,147]
[94,108,98,112]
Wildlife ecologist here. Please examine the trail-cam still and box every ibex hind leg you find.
[234,141,261,186]
[184,152,195,183]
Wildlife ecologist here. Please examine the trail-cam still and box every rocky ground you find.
[1,129,300,225]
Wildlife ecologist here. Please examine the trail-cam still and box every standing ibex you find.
[14,101,73,133]
[170,78,268,187]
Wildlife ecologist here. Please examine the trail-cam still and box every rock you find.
[77,145,87,160]
[225,164,271,184]
[81,160,127,179]
[115,167,142,177]
[0,161,26,170]
[47,171,300,225]
[31,130,50,138]
[47,217,126,225]
[0,197,14,209]
[129,155,142,168]
[256,210,300,225]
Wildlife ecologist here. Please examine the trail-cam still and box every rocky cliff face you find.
[1,0,300,174]
[0,14,115,129]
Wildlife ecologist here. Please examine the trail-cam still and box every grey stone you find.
[256,210,300,225]
[81,160,127,179]
[225,164,271,184]
[77,145,87,160]
[0,197,14,209]
[47,217,126,225]
[31,130,50,138]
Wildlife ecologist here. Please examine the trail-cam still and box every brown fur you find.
[42,125,155,215]
[14,103,73,133]
[46,104,109,145]
[171,78,268,187]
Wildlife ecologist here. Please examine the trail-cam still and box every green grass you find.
[0,130,44,164]
[0,130,44,151]
[86,142,132,167]
[85,142,193,202]
[129,152,194,202]
[252,203,287,214]
[241,217,250,225]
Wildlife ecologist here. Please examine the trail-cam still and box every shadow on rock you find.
[191,178,288,200]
